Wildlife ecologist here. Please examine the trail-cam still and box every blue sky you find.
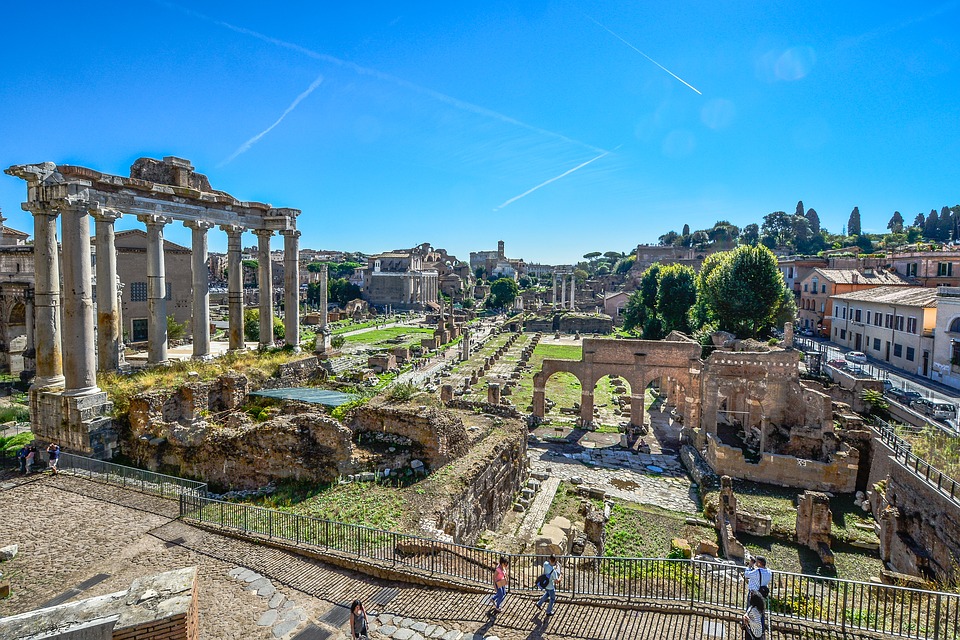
[1,1,958,264]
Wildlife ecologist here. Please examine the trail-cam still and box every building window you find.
[804,284,808,292]
[906,347,915,361]
[866,310,871,324]
[953,341,960,368]
[131,282,147,302]
[907,263,918,276]
[894,343,903,358]
[841,307,847,319]
[895,315,904,332]
[873,337,881,351]
[820,302,825,313]
[875,313,883,327]
[840,329,847,339]
[949,317,960,333]
[854,308,862,322]
[885,313,894,329]
[938,263,954,277]
[821,284,826,293]
[906,317,917,334]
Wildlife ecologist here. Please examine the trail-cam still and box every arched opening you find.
[8,302,25,326]
[541,371,582,429]
[591,374,632,433]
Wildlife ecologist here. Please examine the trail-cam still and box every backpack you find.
[535,573,549,589]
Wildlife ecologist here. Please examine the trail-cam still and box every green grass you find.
[288,480,406,530]
[901,425,960,485]
[604,502,716,558]
[0,430,33,453]
[342,327,434,348]
[0,404,29,423]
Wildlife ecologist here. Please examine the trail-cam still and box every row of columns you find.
[551,272,576,310]
[27,200,301,399]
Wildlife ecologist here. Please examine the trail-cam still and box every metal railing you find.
[872,418,960,507]
[180,493,960,639]
[59,452,207,499]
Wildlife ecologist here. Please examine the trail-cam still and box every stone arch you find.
[532,360,587,422]
[591,374,633,430]
[8,301,25,326]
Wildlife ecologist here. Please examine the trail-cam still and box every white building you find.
[932,287,960,389]
[829,286,937,377]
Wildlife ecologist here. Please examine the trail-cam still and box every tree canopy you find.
[488,277,519,308]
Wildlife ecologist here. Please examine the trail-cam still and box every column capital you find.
[21,201,58,218]
[184,219,215,231]
[280,228,301,238]
[219,224,244,237]
[253,228,274,238]
[90,203,122,223]
[137,214,173,227]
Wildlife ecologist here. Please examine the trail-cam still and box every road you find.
[794,336,960,426]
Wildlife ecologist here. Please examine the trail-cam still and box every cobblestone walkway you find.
[0,474,873,640]
[515,476,560,544]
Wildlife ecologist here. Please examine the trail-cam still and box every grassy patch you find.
[605,502,716,558]
[342,327,434,348]
[901,425,960,485]
[288,481,405,530]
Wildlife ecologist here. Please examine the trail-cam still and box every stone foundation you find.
[30,387,115,459]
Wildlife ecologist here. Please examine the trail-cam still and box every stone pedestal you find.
[488,383,501,404]
[30,388,115,459]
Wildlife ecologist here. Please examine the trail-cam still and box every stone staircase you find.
[321,355,367,377]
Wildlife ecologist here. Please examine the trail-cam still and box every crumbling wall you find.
[349,402,469,469]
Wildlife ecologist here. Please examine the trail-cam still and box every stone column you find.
[27,204,63,390]
[60,199,99,395]
[24,289,35,354]
[254,229,274,348]
[560,275,567,308]
[221,225,245,351]
[139,214,172,364]
[281,229,301,351]
[570,273,576,310]
[186,220,214,359]
[93,207,122,372]
[315,264,331,355]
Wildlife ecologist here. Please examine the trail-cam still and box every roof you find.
[1,226,29,237]
[603,291,630,301]
[807,268,912,286]
[831,286,939,308]
[374,252,411,259]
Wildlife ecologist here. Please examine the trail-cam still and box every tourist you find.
[349,600,368,640]
[744,555,772,600]
[742,592,766,639]
[16,444,29,474]
[25,446,36,474]
[46,442,61,475]
[535,554,562,616]
[489,556,510,613]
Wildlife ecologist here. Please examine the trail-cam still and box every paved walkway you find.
[516,476,561,544]
[0,474,877,640]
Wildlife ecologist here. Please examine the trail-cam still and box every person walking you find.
[535,554,562,616]
[744,556,772,601]
[349,600,368,640]
[489,556,510,613]
[16,444,29,475]
[25,446,36,474]
[742,592,766,639]
[46,442,60,475]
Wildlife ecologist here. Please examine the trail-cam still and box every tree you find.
[699,245,789,337]
[518,275,531,288]
[603,251,623,261]
[329,278,361,306]
[489,278,519,308]
[924,209,939,239]
[574,268,589,282]
[658,231,679,246]
[656,264,697,334]
[622,291,644,332]
[760,211,793,249]
[639,264,662,312]
[707,221,739,248]
[243,308,284,342]
[913,213,925,228]
[167,315,187,340]
[614,254,636,274]
[740,224,760,246]
[805,208,821,234]
[854,234,873,253]
[306,262,323,273]
[847,207,861,236]
[795,200,805,217]
[887,211,904,234]
[583,251,602,261]
[474,266,486,280]
[906,226,923,243]
[682,224,690,237]
[691,230,710,249]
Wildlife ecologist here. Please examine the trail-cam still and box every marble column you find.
[24,289,35,355]
[569,274,576,310]
[560,275,567,308]
[139,214,172,364]
[221,225,245,351]
[186,220,214,359]
[60,199,99,395]
[315,264,331,355]
[93,207,122,372]
[254,229,274,347]
[281,229,301,351]
[26,204,63,390]
[552,274,557,309]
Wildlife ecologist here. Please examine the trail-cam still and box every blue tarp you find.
[250,388,358,407]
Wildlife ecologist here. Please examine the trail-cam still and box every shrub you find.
[387,381,419,402]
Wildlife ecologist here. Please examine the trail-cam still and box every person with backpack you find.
[46,442,61,475]
[25,446,36,474]
[744,555,772,601]
[742,592,766,639]
[534,554,561,616]
[349,600,368,640]
[489,556,510,613]
[16,445,28,474]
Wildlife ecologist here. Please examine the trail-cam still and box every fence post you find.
[841,581,848,632]
[269,510,273,538]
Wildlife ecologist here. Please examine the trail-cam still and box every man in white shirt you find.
[744,555,772,600]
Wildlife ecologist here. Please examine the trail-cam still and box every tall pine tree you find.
[805,208,821,234]
[887,211,904,233]
[847,207,862,236]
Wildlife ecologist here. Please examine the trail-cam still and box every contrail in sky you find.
[586,15,702,95]
[158,1,607,154]
[220,74,325,166]
[494,146,620,211]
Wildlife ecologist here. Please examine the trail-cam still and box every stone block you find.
[671,538,692,559]
[0,544,18,561]
[696,539,719,556]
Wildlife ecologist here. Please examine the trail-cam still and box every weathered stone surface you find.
[379,625,399,636]
[273,618,301,638]
[258,609,278,626]
[394,628,416,640]
[441,630,463,640]
[411,621,428,632]
[0,544,18,561]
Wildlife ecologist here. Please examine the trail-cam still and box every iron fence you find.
[872,418,960,507]
[180,493,960,640]
[59,452,207,498]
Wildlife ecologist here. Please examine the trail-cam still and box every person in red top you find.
[489,556,510,613]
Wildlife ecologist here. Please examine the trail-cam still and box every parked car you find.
[847,365,866,376]
[881,379,894,393]
[914,398,957,420]
[887,387,922,405]
[800,328,814,337]
[845,351,867,364]
[827,359,847,369]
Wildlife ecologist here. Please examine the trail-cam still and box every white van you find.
[916,399,957,420]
